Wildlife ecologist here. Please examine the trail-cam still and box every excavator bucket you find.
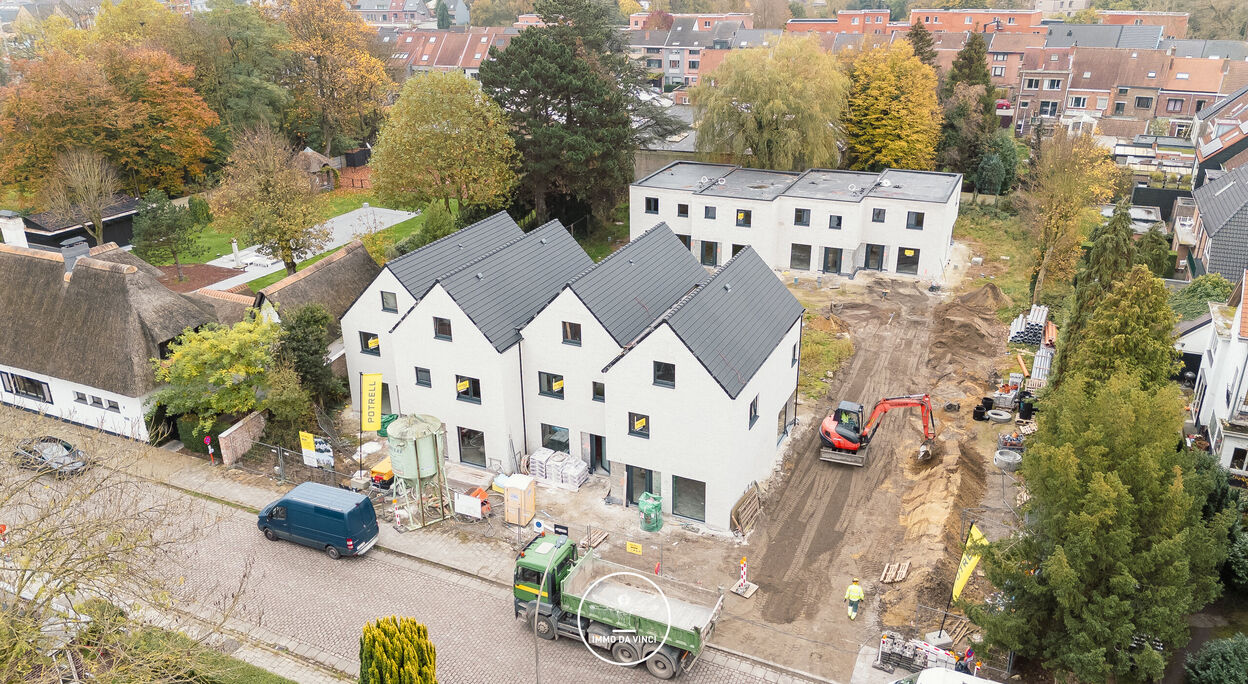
[917,440,934,462]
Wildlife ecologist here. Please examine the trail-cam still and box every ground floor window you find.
[822,247,842,274]
[672,475,706,522]
[701,240,718,267]
[790,244,811,271]
[896,247,920,275]
[1,372,52,403]
[458,427,486,467]
[1231,447,1248,471]
[864,244,885,270]
[541,423,570,454]
[627,465,654,505]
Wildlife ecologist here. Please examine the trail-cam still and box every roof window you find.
[1177,72,1189,79]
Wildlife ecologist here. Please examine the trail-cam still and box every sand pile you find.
[955,282,1011,310]
[926,285,1008,380]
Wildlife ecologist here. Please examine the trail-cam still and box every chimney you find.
[60,236,90,272]
[0,210,26,249]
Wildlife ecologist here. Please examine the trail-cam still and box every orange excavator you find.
[819,393,937,466]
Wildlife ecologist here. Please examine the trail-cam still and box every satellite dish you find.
[699,176,709,184]
[717,178,727,185]
[847,183,858,192]
[880,179,893,187]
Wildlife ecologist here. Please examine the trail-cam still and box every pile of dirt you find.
[955,282,1011,311]
[926,285,1008,381]
[806,311,848,334]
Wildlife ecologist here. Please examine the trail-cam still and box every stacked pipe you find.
[1008,305,1050,344]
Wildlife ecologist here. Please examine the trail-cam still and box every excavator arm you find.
[861,394,937,444]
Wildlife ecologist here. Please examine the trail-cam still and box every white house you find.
[629,162,962,281]
[1190,273,1248,478]
[341,213,805,529]
[0,241,218,441]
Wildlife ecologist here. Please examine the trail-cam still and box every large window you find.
[415,366,431,387]
[1069,96,1087,109]
[906,211,925,230]
[644,197,659,214]
[1039,101,1059,116]
[897,247,921,275]
[628,412,650,438]
[1024,78,1040,90]
[562,321,581,346]
[1135,96,1153,109]
[3,372,51,403]
[538,371,564,399]
[653,361,675,388]
[456,375,481,403]
[1045,78,1062,90]
[1166,98,1183,113]
[360,331,380,356]
[434,317,452,340]
[541,423,570,453]
[671,475,706,522]
[701,241,718,267]
[458,427,486,467]
[735,209,751,227]
[790,244,811,271]
[380,291,398,312]
[794,208,811,226]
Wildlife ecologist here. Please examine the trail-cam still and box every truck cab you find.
[512,533,577,626]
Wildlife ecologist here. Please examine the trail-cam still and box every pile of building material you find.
[529,447,589,491]
[876,632,958,672]
[1031,345,1054,382]
[1008,305,1049,344]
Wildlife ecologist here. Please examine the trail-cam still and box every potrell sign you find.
[361,373,383,431]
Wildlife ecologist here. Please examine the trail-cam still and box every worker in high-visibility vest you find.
[844,578,865,620]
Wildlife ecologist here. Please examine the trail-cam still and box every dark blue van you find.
[258,483,379,559]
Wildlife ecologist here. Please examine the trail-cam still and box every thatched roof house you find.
[254,240,381,334]
[190,289,256,326]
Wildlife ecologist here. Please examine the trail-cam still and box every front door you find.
[626,465,653,506]
[822,247,842,274]
[589,434,608,474]
[864,244,885,270]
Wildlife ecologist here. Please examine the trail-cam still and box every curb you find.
[707,644,841,684]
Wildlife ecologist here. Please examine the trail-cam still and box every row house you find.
[1034,0,1089,18]
[340,212,803,529]
[1096,10,1188,40]
[1188,165,1248,281]
[1190,276,1248,481]
[351,0,432,27]
[1016,46,1073,132]
[1155,57,1228,137]
[1194,84,1248,183]
[909,8,1044,34]
[628,11,753,30]
[386,27,516,79]
[630,162,960,282]
[629,20,773,87]
[784,10,896,35]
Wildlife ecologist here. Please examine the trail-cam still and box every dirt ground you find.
[156,263,244,292]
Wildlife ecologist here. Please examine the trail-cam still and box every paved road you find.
[165,483,807,683]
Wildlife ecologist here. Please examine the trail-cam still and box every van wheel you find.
[644,647,678,680]
[325,545,341,560]
[263,528,278,541]
[611,640,640,666]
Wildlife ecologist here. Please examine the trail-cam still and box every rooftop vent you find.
[540,237,549,244]
[723,283,732,292]
[476,272,484,279]
[60,236,90,273]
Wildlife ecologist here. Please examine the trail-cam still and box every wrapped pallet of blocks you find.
[505,474,535,526]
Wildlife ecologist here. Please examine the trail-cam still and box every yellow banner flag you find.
[952,523,987,602]
[361,373,383,432]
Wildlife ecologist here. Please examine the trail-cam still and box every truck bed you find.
[562,552,721,634]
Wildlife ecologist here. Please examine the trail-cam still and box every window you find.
[74,391,88,404]
[1176,72,1189,80]
[1196,100,1207,112]
[1069,96,1087,108]
[964,16,971,24]
[538,372,564,398]
[1096,96,1108,109]
[871,208,886,223]
[1167,98,1183,113]
[790,244,812,270]
[646,59,661,68]
[1050,54,1058,61]
[735,209,751,227]
[1135,96,1153,109]
[829,215,842,230]
[688,60,699,69]
[992,66,1005,77]
[541,423,570,453]
[1045,78,1062,90]
[792,342,798,366]
[732,243,746,257]
[628,412,650,438]
[6,373,51,403]
[851,16,858,24]
[1039,100,1059,116]
[993,53,1007,61]
[90,395,103,408]
[360,331,380,356]
[434,317,452,340]
[412,366,431,387]
[677,203,689,218]
[1117,87,1129,94]
[1082,71,1091,78]
[380,291,398,312]
[562,321,582,346]
[1147,71,1156,78]
[896,247,920,275]
[592,381,605,402]
[458,427,485,467]
[676,234,691,249]
[668,60,680,69]
[704,206,716,219]
[456,375,481,403]
[271,505,286,521]
[1024,78,1040,90]
[1007,16,1015,24]
[646,47,661,54]
[1114,101,1126,115]
[1232,448,1248,471]
[794,208,811,226]
[906,211,925,230]
[671,475,705,522]
[644,197,658,214]
[106,400,120,413]
[1019,100,1030,108]
[653,361,675,388]
[701,241,718,267]
[749,395,759,428]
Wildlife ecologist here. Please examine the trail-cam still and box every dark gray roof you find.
[1162,39,1248,61]
[24,195,140,234]
[1198,83,1248,122]
[1195,166,1248,279]
[1043,23,1161,49]
[666,18,712,47]
[662,248,803,398]
[439,220,593,351]
[731,28,781,49]
[1176,313,1211,337]
[569,224,707,346]
[636,161,963,204]
[385,211,522,298]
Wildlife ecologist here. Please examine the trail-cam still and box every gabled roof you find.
[1198,83,1248,121]
[385,211,523,299]
[24,195,140,234]
[257,240,381,326]
[1194,165,1248,238]
[1044,23,1161,49]
[437,220,593,352]
[0,243,215,397]
[568,224,707,347]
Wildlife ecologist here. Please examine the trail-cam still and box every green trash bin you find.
[638,492,663,532]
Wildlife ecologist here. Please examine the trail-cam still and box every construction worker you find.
[844,578,865,620]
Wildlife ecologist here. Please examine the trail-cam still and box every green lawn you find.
[953,204,1035,322]
[134,628,296,684]
[245,244,345,292]
[797,308,854,401]
[580,204,630,262]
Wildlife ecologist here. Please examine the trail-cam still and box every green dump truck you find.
[512,533,724,679]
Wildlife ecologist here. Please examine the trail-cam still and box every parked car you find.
[13,436,89,476]
[257,482,379,559]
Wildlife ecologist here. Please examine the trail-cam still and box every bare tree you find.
[43,149,121,247]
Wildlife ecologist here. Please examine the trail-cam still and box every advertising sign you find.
[361,373,383,431]
[299,431,334,468]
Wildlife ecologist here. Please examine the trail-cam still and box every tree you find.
[619,0,642,16]
[436,0,452,27]
[471,0,534,25]
[981,128,1018,192]
[359,617,437,684]
[844,42,941,171]
[941,31,993,112]
[1068,266,1178,390]
[480,0,682,220]
[788,1,805,18]
[278,303,342,407]
[1019,128,1118,303]
[1188,0,1248,41]
[747,0,792,28]
[906,20,937,68]
[41,149,120,246]
[94,0,189,50]
[1136,222,1172,276]
[1186,634,1248,684]
[387,201,457,260]
[1171,273,1235,320]
[1068,7,1098,23]
[644,9,673,29]
[211,126,327,274]
[970,372,1233,683]
[272,0,391,155]
[975,153,1005,195]
[371,71,517,212]
[693,35,846,171]
[150,316,282,435]
[131,189,206,281]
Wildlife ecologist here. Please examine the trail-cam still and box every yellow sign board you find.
[951,523,988,601]
[626,542,643,555]
[366,335,379,349]
[299,431,315,452]
[361,373,383,432]
[552,379,564,392]
[634,416,647,431]
[457,379,470,392]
